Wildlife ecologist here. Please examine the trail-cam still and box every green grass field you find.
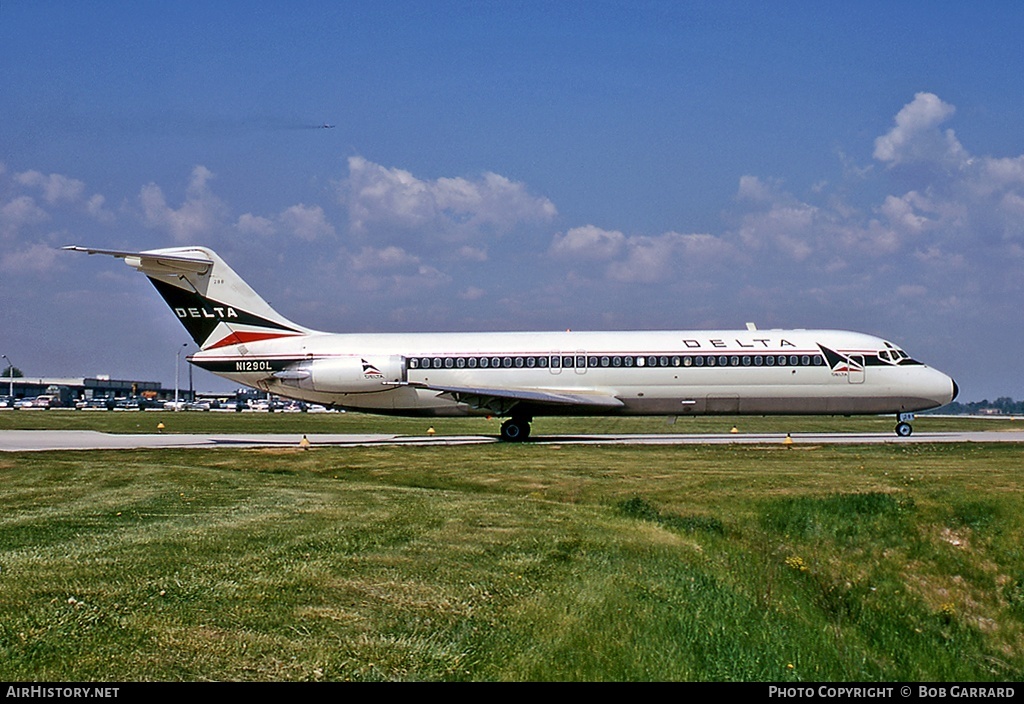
[1,411,1023,681]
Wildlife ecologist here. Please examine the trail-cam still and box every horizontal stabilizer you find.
[62,246,213,275]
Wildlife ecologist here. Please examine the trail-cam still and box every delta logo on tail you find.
[148,277,304,349]
[818,344,863,374]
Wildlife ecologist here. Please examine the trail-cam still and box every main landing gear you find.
[500,416,532,442]
[895,413,914,437]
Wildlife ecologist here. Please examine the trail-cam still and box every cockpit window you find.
[879,341,911,364]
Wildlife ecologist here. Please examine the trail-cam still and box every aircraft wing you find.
[413,382,625,416]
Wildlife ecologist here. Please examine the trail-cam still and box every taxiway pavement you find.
[3,429,1024,451]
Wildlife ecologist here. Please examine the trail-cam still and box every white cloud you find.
[140,165,227,242]
[607,232,736,283]
[15,170,86,204]
[235,205,336,241]
[736,198,818,260]
[549,225,738,285]
[1,242,63,273]
[339,156,557,244]
[349,245,421,272]
[879,193,929,234]
[279,204,335,241]
[736,175,789,204]
[7,169,112,223]
[85,194,113,222]
[873,92,967,168]
[0,195,49,239]
[550,225,626,260]
[235,213,277,237]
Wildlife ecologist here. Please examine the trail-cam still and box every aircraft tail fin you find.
[64,245,311,350]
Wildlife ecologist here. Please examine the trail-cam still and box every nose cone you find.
[906,366,959,412]
[926,368,959,409]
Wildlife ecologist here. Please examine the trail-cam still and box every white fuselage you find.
[190,328,957,418]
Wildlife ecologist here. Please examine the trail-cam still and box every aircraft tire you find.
[500,418,531,442]
[895,422,913,437]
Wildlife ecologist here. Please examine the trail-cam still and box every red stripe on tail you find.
[207,331,300,350]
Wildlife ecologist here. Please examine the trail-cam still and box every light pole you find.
[175,343,188,410]
[1,354,12,398]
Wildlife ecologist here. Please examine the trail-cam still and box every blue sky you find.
[2,1,1024,401]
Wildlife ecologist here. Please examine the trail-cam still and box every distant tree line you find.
[929,397,1024,415]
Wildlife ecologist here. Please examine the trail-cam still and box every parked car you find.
[14,396,52,409]
[79,397,115,410]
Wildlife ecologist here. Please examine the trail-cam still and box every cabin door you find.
[847,354,865,384]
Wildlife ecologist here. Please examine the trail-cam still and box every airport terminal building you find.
[1,375,167,406]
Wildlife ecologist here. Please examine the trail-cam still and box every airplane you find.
[319,123,335,129]
[64,245,958,441]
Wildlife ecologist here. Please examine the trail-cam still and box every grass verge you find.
[0,442,1022,681]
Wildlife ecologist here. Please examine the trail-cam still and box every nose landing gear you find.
[895,413,914,437]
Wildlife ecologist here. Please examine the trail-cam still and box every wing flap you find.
[416,382,624,415]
